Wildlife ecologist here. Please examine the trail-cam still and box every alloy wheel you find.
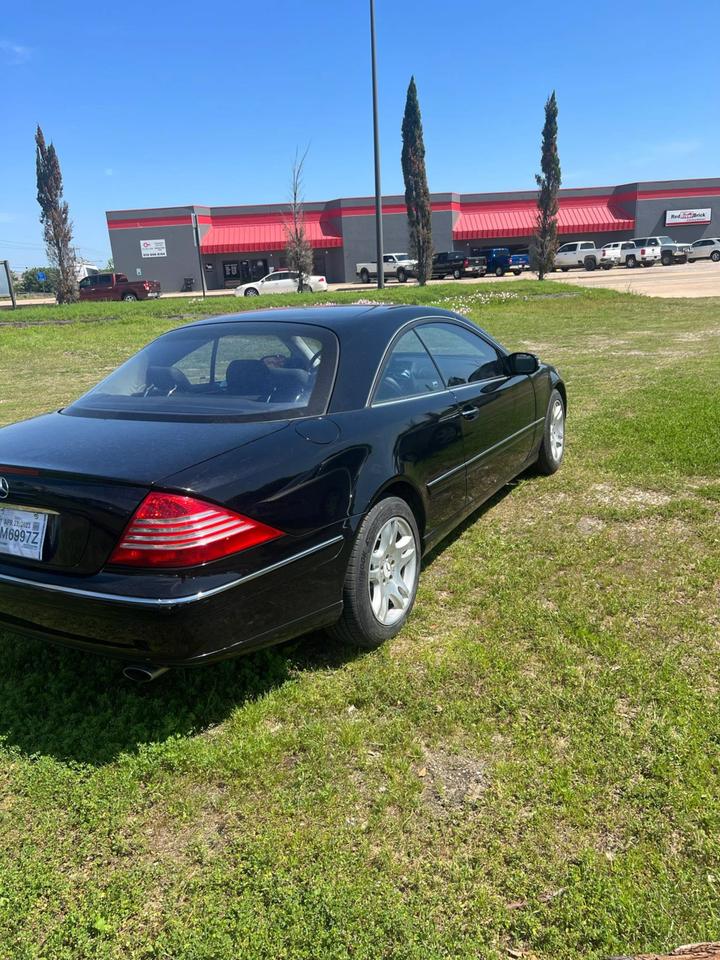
[549,398,565,461]
[367,516,418,626]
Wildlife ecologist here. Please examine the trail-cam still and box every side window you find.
[558,243,574,253]
[416,322,504,387]
[95,275,112,287]
[580,242,594,250]
[383,255,395,264]
[174,340,215,385]
[373,330,443,404]
[79,277,91,289]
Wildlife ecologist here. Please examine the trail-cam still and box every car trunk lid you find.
[0,412,289,574]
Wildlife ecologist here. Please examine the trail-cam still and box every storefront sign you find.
[665,208,711,226]
[140,238,167,258]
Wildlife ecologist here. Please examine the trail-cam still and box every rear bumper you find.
[0,530,350,665]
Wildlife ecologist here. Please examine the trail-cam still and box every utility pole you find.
[369,0,384,288]
[191,211,208,298]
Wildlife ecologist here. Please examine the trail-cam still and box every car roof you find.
[183,305,491,412]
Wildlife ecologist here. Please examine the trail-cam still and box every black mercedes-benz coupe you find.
[0,305,565,677]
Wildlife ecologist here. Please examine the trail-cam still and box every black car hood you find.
[0,411,290,486]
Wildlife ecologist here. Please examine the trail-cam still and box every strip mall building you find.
[107,177,720,291]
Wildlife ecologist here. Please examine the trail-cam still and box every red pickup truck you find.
[78,273,161,302]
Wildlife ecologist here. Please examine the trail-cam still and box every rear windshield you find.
[63,321,338,422]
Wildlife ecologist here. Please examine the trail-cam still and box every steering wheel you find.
[379,376,403,398]
[307,348,323,370]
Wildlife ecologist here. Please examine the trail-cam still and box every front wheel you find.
[536,390,565,475]
[329,497,420,650]
[244,287,259,297]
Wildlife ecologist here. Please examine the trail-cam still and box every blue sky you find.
[1,1,716,269]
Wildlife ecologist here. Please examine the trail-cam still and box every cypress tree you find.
[35,126,78,303]
[530,92,561,281]
[401,77,433,286]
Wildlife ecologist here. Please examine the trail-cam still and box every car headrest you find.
[225,359,272,396]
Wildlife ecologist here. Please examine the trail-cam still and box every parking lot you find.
[331,259,720,298]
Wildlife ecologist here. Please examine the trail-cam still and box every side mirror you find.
[506,352,539,375]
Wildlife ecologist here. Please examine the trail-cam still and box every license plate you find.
[0,508,49,561]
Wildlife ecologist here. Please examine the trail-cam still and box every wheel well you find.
[371,480,426,539]
[554,380,567,414]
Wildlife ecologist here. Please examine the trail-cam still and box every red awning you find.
[200,215,342,254]
[453,199,635,240]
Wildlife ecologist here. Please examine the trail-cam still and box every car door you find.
[93,274,114,300]
[416,321,536,503]
[259,272,283,295]
[371,328,467,541]
[555,243,576,268]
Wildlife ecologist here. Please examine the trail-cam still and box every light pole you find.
[369,0,384,288]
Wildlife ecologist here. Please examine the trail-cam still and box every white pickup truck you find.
[356,252,417,284]
[553,241,604,272]
[624,236,691,267]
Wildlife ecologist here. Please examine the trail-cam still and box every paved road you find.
[547,260,720,298]
[339,261,720,298]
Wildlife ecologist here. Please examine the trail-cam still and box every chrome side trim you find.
[0,535,344,609]
[427,418,545,488]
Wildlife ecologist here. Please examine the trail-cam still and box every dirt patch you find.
[591,483,672,508]
[419,748,487,817]
[577,516,606,535]
[610,944,720,960]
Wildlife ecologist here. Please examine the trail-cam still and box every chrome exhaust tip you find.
[122,664,169,683]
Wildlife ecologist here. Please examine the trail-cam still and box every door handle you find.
[461,405,479,420]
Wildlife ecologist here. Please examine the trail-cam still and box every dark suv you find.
[431,251,487,279]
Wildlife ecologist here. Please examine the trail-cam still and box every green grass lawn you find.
[0,282,719,959]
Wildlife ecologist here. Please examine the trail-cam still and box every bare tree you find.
[285,147,314,293]
[35,126,78,303]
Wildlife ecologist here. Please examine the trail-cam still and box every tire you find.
[512,269,522,276]
[244,287,260,297]
[602,264,613,270]
[661,252,673,266]
[711,251,720,263]
[360,268,370,284]
[495,267,505,277]
[452,268,462,280]
[329,496,421,650]
[626,256,637,268]
[301,283,312,293]
[560,267,569,273]
[536,389,565,475]
[584,258,597,272]
[122,292,137,302]
[396,267,407,283]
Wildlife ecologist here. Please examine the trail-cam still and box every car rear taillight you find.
[143,281,151,290]
[641,248,646,255]
[108,492,283,568]
[463,258,469,268]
